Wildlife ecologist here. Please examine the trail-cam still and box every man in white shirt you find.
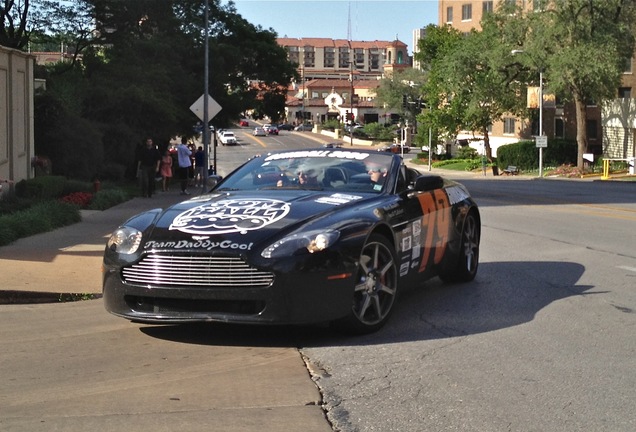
[176,137,192,195]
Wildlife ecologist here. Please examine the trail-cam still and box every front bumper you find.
[102,250,357,325]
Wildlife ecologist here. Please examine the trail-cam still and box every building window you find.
[303,46,315,68]
[446,6,453,22]
[324,47,335,68]
[483,1,493,14]
[287,46,299,65]
[462,4,472,20]
[623,57,633,74]
[369,50,380,70]
[503,117,516,134]
[618,87,632,98]
[555,118,565,138]
[355,48,364,68]
[339,47,350,68]
[586,120,598,140]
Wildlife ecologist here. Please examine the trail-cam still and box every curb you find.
[0,290,102,305]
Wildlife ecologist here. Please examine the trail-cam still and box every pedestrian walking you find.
[176,137,192,195]
[194,146,205,187]
[136,138,161,198]
[160,149,173,191]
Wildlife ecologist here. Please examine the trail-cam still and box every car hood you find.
[139,190,375,253]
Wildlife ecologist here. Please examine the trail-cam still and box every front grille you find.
[122,254,274,288]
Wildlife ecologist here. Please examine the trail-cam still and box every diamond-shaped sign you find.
[190,94,222,123]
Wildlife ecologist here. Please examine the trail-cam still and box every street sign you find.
[535,136,548,148]
[190,94,222,122]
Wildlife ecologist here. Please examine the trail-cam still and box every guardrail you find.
[601,158,635,179]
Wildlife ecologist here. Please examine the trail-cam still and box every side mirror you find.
[207,175,223,189]
[413,175,444,192]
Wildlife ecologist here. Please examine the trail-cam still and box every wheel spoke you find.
[357,294,372,318]
[377,282,395,296]
[370,295,382,319]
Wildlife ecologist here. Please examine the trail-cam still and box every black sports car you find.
[103,148,480,334]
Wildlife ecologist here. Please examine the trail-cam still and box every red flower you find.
[60,192,93,208]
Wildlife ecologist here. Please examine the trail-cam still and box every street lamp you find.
[348,41,354,146]
[512,49,544,178]
[203,0,212,183]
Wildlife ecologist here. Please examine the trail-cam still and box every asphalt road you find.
[2,130,635,431]
[302,177,636,431]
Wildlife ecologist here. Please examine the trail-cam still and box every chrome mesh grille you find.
[122,254,274,288]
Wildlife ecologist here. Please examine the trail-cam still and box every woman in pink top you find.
[159,149,173,191]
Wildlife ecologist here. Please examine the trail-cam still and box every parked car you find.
[277,123,294,131]
[219,131,237,145]
[322,142,342,148]
[253,127,267,136]
[103,148,481,334]
[294,123,312,131]
[267,126,279,135]
[344,123,363,133]
[378,144,411,154]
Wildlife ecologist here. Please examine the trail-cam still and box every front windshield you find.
[216,149,394,194]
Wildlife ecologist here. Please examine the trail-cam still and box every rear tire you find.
[334,234,399,334]
[439,211,480,283]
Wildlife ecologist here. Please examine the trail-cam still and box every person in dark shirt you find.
[194,146,205,187]
[137,138,161,198]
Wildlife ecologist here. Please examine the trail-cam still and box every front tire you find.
[334,234,399,334]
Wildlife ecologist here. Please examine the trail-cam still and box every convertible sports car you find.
[103,148,480,334]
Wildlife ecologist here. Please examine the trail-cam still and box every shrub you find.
[62,179,92,195]
[363,123,396,141]
[0,195,33,215]
[0,200,80,246]
[456,146,479,159]
[15,176,67,199]
[497,138,577,171]
[88,188,130,210]
[323,119,340,131]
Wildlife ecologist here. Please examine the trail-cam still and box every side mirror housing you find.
[413,175,444,192]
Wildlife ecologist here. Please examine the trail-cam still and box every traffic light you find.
[402,95,408,109]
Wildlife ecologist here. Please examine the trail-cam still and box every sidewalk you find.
[0,189,189,303]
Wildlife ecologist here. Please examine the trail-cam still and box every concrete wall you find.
[0,45,35,195]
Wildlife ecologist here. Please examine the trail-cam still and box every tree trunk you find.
[483,126,492,160]
[573,94,588,170]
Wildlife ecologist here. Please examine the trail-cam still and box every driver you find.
[367,163,388,189]
[297,168,319,186]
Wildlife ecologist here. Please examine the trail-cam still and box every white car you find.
[219,131,237,146]
[253,127,267,136]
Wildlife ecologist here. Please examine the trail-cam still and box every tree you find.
[416,21,529,159]
[0,0,32,49]
[503,0,636,169]
[374,67,427,123]
[30,0,297,179]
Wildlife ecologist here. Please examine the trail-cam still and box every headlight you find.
[261,230,340,259]
[107,227,143,255]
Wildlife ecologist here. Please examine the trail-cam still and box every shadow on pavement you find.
[139,260,592,348]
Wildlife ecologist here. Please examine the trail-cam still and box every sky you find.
[230,1,439,54]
